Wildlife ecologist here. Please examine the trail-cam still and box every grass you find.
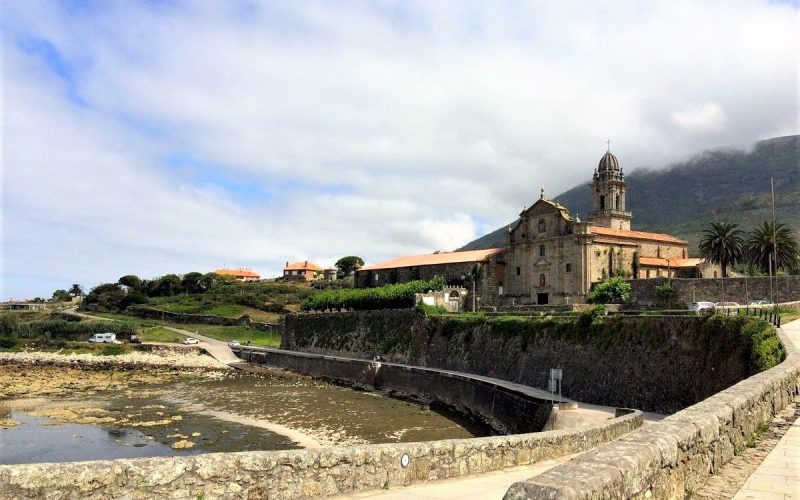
[778,307,800,323]
[139,327,184,343]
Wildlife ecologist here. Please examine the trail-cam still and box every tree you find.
[335,256,365,278]
[118,275,142,290]
[200,272,221,292]
[745,221,799,275]
[51,289,72,302]
[181,272,205,294]
[69,284,84,297]
[698,222,744,278]
[587,277,631,304]
[146,274,182,297]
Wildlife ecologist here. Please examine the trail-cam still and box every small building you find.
[1,302,47,311]
[323,268,337,281]
[214,268,261,282]
[284,261,323,281]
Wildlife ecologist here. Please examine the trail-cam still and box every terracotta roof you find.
[360,248,504,271]
[214,268,261,278]
[284,261,322,271]
[589,226,687,245]
[639,257,703,268]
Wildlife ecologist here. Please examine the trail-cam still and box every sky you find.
[2,0,798,300]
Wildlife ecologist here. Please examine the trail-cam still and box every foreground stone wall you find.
[504,327,800,499]
[0,410,642,499]
[283,310,767,413]
[627,275,800,307]
[236,348,554,435]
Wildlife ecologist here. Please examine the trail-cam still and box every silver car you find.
[689,302,715,313]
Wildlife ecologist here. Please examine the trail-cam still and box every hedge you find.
[12,320,137,340]
[300,276,446,312]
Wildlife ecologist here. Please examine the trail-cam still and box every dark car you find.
[129,334,142,344]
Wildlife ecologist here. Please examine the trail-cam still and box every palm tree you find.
[746,221,799,275]
[698,222,744,278]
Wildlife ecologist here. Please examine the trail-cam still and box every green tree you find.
[51,289,72,302]
[181,272,205,294]
[69,284,84,297]
[147,274,182,297]
[335,256,365,278]
[698,222,744,278]
[118,275,142,290]
[587,277,631,304]
[200,272,221,291]
[745,221,799,275]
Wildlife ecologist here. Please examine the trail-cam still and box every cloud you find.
[670,102,726,133]
[2,0,798,298]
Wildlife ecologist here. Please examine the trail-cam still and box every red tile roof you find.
[214,268,261,278]
[360,248,504,271]
[590,226,687,245]
[639,257,703,268]
[284,261,322,271]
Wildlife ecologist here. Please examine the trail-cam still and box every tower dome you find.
[597,151,620,172]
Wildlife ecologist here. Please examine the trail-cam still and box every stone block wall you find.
[627,275,800,307]
[503,327,800,499]
[0,411,642,499]
[125,306,282,332]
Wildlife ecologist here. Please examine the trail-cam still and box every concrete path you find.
[733,318,800,500]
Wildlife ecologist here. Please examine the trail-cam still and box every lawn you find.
[779,307,800,324]
[139,327,184,343]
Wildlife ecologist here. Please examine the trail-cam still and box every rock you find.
[171,440,195,449]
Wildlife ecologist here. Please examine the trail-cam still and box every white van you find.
[88,333,117,343]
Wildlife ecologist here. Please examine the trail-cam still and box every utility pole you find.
[771,178,779,305]
[472,280,476,312]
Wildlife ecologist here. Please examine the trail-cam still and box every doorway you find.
[537,293,549,305]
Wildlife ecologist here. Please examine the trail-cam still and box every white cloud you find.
[1,0,798,298]
[670,102,726,133]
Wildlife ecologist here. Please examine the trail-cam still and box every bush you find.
[100,344,125,356]
[0,336,18,349]
[12,319,136,339]
[654,283,676,306]
[301,276,447,312]
[588,277,632,304]
[417,303,448,315]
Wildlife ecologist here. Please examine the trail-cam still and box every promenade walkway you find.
[733,318,800,500]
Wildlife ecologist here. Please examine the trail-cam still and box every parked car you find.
[89,333,116,343]
[129,334,142,344]
[689,302,715,313]
[183,337,200,345]
[228,340,240,348]
[714,301,740,307]
[748,299,773,306]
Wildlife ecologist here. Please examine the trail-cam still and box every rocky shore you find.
[0,347,229,371]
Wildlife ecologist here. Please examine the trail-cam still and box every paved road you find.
[734,318,800,500]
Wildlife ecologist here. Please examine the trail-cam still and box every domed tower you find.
[588,149,632,230]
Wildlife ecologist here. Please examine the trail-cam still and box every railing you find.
[724,306,782,327]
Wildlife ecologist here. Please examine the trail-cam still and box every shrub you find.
[588,277,631,304]
[301,276,447,312]
[12,320,136,339]
[654,283,676,306]
[100,344,125,356]
[0,336,18,349]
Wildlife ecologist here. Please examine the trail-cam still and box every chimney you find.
[285,261,288,268]
[304,260,308,267]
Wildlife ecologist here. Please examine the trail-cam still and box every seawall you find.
[283,310,777,413]
[504,325,800,499]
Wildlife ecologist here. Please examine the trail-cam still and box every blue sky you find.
[2,0,798,299]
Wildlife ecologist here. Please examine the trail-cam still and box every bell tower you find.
[588,148,632,230]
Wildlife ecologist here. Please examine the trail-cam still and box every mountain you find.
[459,135,800,252]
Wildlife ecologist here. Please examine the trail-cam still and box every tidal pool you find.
[0,365,488,464]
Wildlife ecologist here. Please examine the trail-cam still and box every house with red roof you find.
[214,268,261,282]
[283,261,323,282]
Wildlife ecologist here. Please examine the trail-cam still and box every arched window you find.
[615,195,620,210]
[539,274,546,287]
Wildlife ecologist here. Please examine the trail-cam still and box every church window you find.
[539,245,545,257]
[374,274,379,283]
[565,263,572,273]
[615,195,620,210]
[538,219,546,233]
[539,274,546,287]
[600,195,606,210]
[516,266,521,276]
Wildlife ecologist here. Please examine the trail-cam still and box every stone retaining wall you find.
[0,410,642,499]
[125,305,282,332]
[504,327,800,499]
[627,275,800,307]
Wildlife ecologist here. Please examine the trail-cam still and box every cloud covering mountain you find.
[2,1,798,298]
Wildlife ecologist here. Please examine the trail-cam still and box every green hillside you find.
[460,135,800,253]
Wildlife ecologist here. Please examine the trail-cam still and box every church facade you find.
[357,150,714,306]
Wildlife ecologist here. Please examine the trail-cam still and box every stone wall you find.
[503,327,800,500]
[235,348,554,435]
[0,410,642,499]
[283,310,774,413]
[627,275,800,307]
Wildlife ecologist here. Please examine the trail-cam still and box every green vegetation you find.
[654,283,676,307]
[179,324,281,347]
[587,277,631,304]
[300,276,446,312]
[139,327,183,343]
[335,255,365,278]
[11,318,136,340]
[100,344,126,356]
[746,221,799,275]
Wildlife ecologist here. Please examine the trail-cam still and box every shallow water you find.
[0,367,487,464]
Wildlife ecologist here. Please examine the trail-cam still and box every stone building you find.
[357,150,715,305]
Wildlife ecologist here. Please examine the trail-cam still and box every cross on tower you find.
[606,138,610,152]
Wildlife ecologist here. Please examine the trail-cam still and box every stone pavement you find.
[339,455,575,499]
[734,318,800,500]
